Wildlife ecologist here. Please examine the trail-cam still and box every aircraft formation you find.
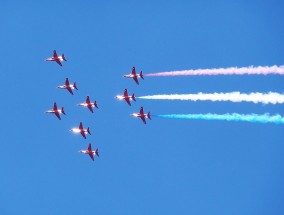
[45,50,99,161]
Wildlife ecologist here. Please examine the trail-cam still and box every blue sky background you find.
[0,1,284,214]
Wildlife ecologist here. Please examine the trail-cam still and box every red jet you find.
[70,122,91,139]
[115,89,136,106]
[79,143,99,161]
[45,102,66,120]
[131,107,151,124]
[57,78,78,95]
[45,50,67,66]
[123,67,144,85]
[77,96,98,113]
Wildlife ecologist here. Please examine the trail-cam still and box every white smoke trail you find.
[155,113,284,124]
[138,92,284,104]
[145,65,284,76]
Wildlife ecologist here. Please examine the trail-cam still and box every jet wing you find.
[88,144,92,152]
[55,59,62,66]
[67,87,74,95]
[79,122,83,130]
[139,107,144,115]
[53,102,58,111]
[53,50,58,58]
[55,112,61,120]
[133,76,139,85]
[141,117,146,124]
[81,131,87,139]
[124,89,128,97]
[87,105,94,113]
[131,67,136,75]
[65,78,70,86]
[89,153,94,161]
[86,96,91,104]
[125,98,131,106]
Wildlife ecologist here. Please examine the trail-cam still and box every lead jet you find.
[70,122,91,139]
[57,78,78,95]
[45,50,67,66]
[115,89,136,106]
[45,102,66,120]
[77,96,98,113]
[123,67,144,85]
[131,107,151,124]
[79,143,99,161]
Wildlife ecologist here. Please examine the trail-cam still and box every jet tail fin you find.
[95,148,99,157]
[74,82,78,90]
[61,107,66,115]
[94,101,98,109]
[132,93,136,102]
[140,71,144,80]
[147,112,151,120]
[87,127,91,135]
[62,54,67,61]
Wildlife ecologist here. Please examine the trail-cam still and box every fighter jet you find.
[115,89,136,106]
[57,78,78,95]
[79,143,99,161]
[45,50,67,66]
[77,96,98,113]
[123,67,144,85]
[70,122,91,139]
[45,102,66,120]
[131,107,151,124]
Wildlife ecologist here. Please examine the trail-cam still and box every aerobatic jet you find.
[131,107,151,124]
[70,122,91,139]
[79,143,99,161]
[123,67,144,85]
[77,96,98,113]
[115,89,136,106]
[45,102,66,120]
[57,78,78,95]
[45,50,67,66]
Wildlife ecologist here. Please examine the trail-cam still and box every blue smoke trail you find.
[154,113,284,124]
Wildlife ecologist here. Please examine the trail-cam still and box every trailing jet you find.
[115,89,136,106]
[77,96,98,113]
[79,143,99,161]
[70,122,91,139]
[123,67,144,85]
[45,50,67,66]
[45,102,66,120]
[131,107,151,124]
[57,78,78,95]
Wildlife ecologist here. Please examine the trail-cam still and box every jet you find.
[79,143,99,161]
[123,67,144,85]
[45,50,67,66]
[115,89,136,106]
[131,107,151,124]
[77,96,98,113]
[57,78,78,95]
[45,102,66,120]
[70,122,91,139]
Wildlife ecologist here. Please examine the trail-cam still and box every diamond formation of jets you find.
[57,78,78,95]
[79,143,99,161]
[131,107,151,124]
[45,102,66,120]
[45,50,67,67]
[123,66,144,85]
[115,89,136,106]
[77,96,99,113]
[70,122,91,139]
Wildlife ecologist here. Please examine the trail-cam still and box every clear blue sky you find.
[1,1,284,214]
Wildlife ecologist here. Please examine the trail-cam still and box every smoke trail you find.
[155,113,284,124]
[145,65,284,76]
[138,92,284,104]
